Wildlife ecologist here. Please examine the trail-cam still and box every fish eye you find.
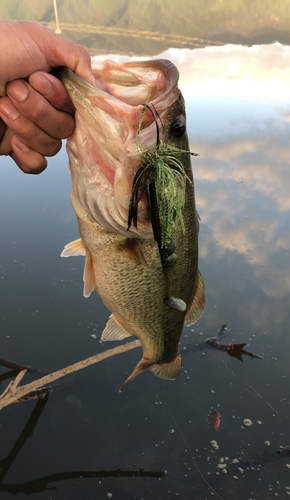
[170,118,186,139]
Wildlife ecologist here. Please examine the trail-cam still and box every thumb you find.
[24,22,95,87]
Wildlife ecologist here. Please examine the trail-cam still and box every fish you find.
[58,59,205,390]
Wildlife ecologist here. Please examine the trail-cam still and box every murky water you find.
[1,4,290,499]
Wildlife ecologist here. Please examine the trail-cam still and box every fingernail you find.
[7,80,29,102]
[0,99,20,121]
[13,136,30,153]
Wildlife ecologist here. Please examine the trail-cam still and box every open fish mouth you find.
[58,61,181,239]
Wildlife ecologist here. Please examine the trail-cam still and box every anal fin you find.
[101,314,133,342]
[184,269,205,326]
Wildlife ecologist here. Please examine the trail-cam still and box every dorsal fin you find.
[83,251,96,298]
[101,314,133,342]
[61,238,86,257]
[184,270,205,326]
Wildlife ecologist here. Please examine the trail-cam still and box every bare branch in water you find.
[0,322,263,410]
[205,336,263,360]
[0,358,32,372]
[0,340,141,410]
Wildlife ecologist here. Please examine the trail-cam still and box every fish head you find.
[58,59,189,238]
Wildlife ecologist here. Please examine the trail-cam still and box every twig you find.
[0,340,141,410]
[0,358,31,372]
[205,336,263,360]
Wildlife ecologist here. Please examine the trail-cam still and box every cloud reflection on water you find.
[173,44,290,299]
[92,43,290,303]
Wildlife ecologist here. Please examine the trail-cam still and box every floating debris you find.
[264,441,271,446]
[238,467,244,474]
[218,324,227,335]
[217,463,227,470]
[257,421,262,425]
[208,410,221,432]
[243,419,253,427]
[210,440,219,451]
[90,334,97,339]
[277,445,290,453]
[221,468,227,474]
[205,335,263,360]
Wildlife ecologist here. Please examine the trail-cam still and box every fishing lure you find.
[128,98,199,311]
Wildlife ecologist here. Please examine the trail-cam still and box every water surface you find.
[1,5,290,500]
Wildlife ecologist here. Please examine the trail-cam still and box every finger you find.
[0,125,13,156]
[6,79,75,139]
[43,34,95,86]
[0,122,49,174]
[23,22,95,86]
[0,117,6,142]
[0,96,62,157]
[0,22,95,95]
[29,72,74,114]
[11,135,48,174]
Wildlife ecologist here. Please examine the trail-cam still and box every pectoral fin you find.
[61,238,86,257]
[184,270,205,326]
[101,314,133,342]
[117,238,147,266]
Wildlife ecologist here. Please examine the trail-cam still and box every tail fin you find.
[119,349,182,391]
[149,349,182,380]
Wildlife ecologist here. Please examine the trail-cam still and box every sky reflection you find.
[1,40,290,500]
[92,44,290,302]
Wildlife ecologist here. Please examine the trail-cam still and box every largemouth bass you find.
[59,59,205,390]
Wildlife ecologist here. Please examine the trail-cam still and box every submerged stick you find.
[0,340,141,410]
[0,358,32,372]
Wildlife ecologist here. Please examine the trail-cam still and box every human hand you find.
[0,72,75,173]
[0,21,94,173]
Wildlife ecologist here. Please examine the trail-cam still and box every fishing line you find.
[169,408,225,500]
[150,102,164,132]
[144,103,160,147]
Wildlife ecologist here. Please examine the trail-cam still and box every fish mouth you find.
[58,61,180,238]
